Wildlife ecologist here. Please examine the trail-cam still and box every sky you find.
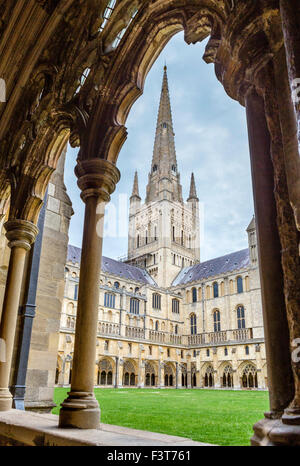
[64,31,254,262]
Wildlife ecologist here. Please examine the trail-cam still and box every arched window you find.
[224,347,228,356]
[153,164,158,172]
[181,230,184,246]
[155,320,159,331]
[172,226,175,242]
[190,314,197,335]
[152,293,161,310]
[213,310,221,332]
[137,235,140,248]
[192,287,197,303]
[104,292,115,308]
[237,276,243,294]
[213,282,219,298]
[245,345,249,355]
[154,226,157,241]
[114,281,120,289]
[237,305,245,329]
[175,324,178,335]
[172,298,179,314]
[130,298,139,314]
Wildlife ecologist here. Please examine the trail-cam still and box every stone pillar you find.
[186,358,192,389]
[245,89,294,418]
[117,359,123,389]
[59,159,120,429]
[0,220,38,411]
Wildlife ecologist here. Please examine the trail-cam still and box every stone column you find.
[59,159,120,429]
[245,88,294,418]
[0,220,38,411]
[186,358,192,389]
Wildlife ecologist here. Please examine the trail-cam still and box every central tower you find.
[127,66,200,287]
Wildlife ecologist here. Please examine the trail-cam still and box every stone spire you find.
[187,173,198,201]
[145,66,183,203]
[130,171,141,200]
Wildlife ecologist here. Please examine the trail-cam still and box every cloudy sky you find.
[64,31,254,262]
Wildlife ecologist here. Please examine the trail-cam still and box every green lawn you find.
[52,388,269,446]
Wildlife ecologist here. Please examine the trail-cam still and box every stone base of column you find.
[58,391,100,429]
[251,417,300,446]
[0,388,13,411]
[25,401,57,414]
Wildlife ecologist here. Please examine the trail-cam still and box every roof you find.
[67,245,157,286]
[172,248,250,286]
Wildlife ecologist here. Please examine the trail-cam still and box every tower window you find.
[237,276,243,293]
[237,305,245,329]
[104,292,115,308]
[74,284,79,300]
[152,293,161,310]
[153,164,158,172]
[171,164,176,172]
[213,282,219,298]
[163,122,167,128]
[192,287,197,303]
[190,313,197,335]
[213,310,221,332]
[130,298,140,315]
[172,298,179,314]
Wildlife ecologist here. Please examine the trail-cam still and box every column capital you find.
[4,220,39,251]
[75,158,120,204]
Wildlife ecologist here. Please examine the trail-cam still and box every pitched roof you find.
[67,245,157,286]
[172,248,250,286]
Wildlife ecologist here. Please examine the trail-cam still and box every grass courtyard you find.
[52,388,269,446]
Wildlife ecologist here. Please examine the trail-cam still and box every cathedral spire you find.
[187,173,198,201]
[146,66,183,203]
[131,171,141,199]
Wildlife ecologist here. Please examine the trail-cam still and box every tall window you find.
[155,320,159,331]
[145,229,148,245]
[192,287,197,303]
[190,314,197,335]
[154,226,157,241]
[237,276,243,294]
[237,305,245,329]
[175,324,178,335]
[245,345,249,355]
[130,298,139,315]
[213,310,221,332]
[104,292,115,308]
[74,284,78,300]
[172,298,179,314]
[137,234,140,248]
[181,230,184,246]
[213,282,219,298]
[172,226,175,242]
[152,293,161,310]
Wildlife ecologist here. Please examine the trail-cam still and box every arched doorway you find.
[204,365,214,387]
[123,360,136,387]
[98,359,114,386]
[241,364,258,389]
[164,364,175,387]
[222,365,233,388]
[145,362,156,387]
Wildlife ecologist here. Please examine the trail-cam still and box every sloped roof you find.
[172,248,250,286]
[67,245,157,286]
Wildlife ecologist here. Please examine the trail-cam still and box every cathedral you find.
[0,0,299,446]
[57,67,267,391]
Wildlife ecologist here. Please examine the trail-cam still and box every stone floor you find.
[0,410,212,446]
